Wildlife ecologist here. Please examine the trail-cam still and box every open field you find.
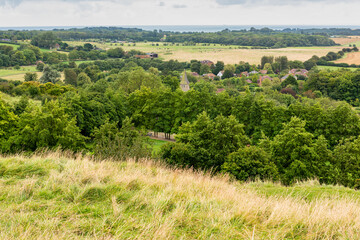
[331,36,360,46]
[1,152,360,239]
[65,40,343,64]
[330,37,360,64]
[317,65,359,71]
[0,66,42,82]
[335,52,360,65]
[0,42,20,50]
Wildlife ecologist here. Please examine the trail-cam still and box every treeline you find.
[1,27,336,48]
[0,41,142,67]
[0,44,67,67]
[166,32,336,48]
[282,28,360,36]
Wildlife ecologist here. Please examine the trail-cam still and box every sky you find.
[0,0,358,27]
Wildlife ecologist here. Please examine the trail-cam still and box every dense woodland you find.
[283,28,360,36]
[1,27,336,48]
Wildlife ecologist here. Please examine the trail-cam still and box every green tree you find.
[222,146,278,181]
[0,97,17,152]
[271,117,317,185]
[36,61,45,71]
[190,60,201,74]
[223,64,235,79]
[93,117,151,160]
[24,72,38,82]
[333,136,360,188]
[77,72,91,87]
[64,68,78,86]
[6,101,86,152]
[200,64,211,75]
[213,61,224,75]
[40,66,61,84]
[107,47,125,58]
[162,112,250,170]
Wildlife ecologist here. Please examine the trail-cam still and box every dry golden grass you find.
[335,52,360,65]
[1,152,360,239]
[331,36,360,45]
[161,47,344,65]
[66,40,344,64]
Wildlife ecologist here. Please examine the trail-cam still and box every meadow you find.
[1,152,360,239]
[0,42,20,50]
[331,36,360,65]
[0,66,42,82]
[65,40,344,65]
[317,65,359,71]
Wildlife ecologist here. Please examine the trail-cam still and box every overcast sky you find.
[0,0,358,27]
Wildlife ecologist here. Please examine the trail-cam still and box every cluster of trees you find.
[0,43,68,67]
[305,69,360,106]
[282,28,360,36]
[160,99,360,188]
[166,31,336,48]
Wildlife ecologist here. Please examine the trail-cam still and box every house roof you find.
[259,70,268,74]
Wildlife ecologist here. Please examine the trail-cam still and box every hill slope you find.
[1,153,360,239]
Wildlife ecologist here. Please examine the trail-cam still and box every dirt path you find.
[147,132,176,142]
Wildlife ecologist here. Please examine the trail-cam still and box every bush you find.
[93,117,151,161]
[222,146,278,181]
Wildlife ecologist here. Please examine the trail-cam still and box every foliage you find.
[222,146,279,181]
[93,117,151,160]
[3,101,86,152]
[40,66,61,84]
[162,112,249,170]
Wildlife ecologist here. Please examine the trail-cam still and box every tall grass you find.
[0,152,360,239]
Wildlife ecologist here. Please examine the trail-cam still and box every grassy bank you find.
[0,153,360,239]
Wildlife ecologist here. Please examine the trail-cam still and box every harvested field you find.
[162,47,343,64]
[334,52,360,65]
[65,40,343,64]
[331,36,360,45]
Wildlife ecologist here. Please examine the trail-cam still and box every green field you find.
[0,42,20,50]
[0,153,360,239]
[0,66,38,77]
[317,65,359,71]
[148,138,167,155]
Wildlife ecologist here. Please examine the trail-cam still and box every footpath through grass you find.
[1,153,360,239]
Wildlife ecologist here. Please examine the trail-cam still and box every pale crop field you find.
[331,36,360,46]
[66,40,343,64]
[1,152,360,239]
[331,37,360,64]
[335,52,360,65]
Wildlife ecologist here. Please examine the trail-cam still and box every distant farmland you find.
[66,41,344,64]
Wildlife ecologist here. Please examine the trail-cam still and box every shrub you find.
[222,146,279,181]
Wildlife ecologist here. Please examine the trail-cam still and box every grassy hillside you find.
[1,153,360,239]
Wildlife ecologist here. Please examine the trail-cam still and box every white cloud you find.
[0,0,359,27]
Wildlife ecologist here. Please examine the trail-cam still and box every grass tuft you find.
[1,152,360,239]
